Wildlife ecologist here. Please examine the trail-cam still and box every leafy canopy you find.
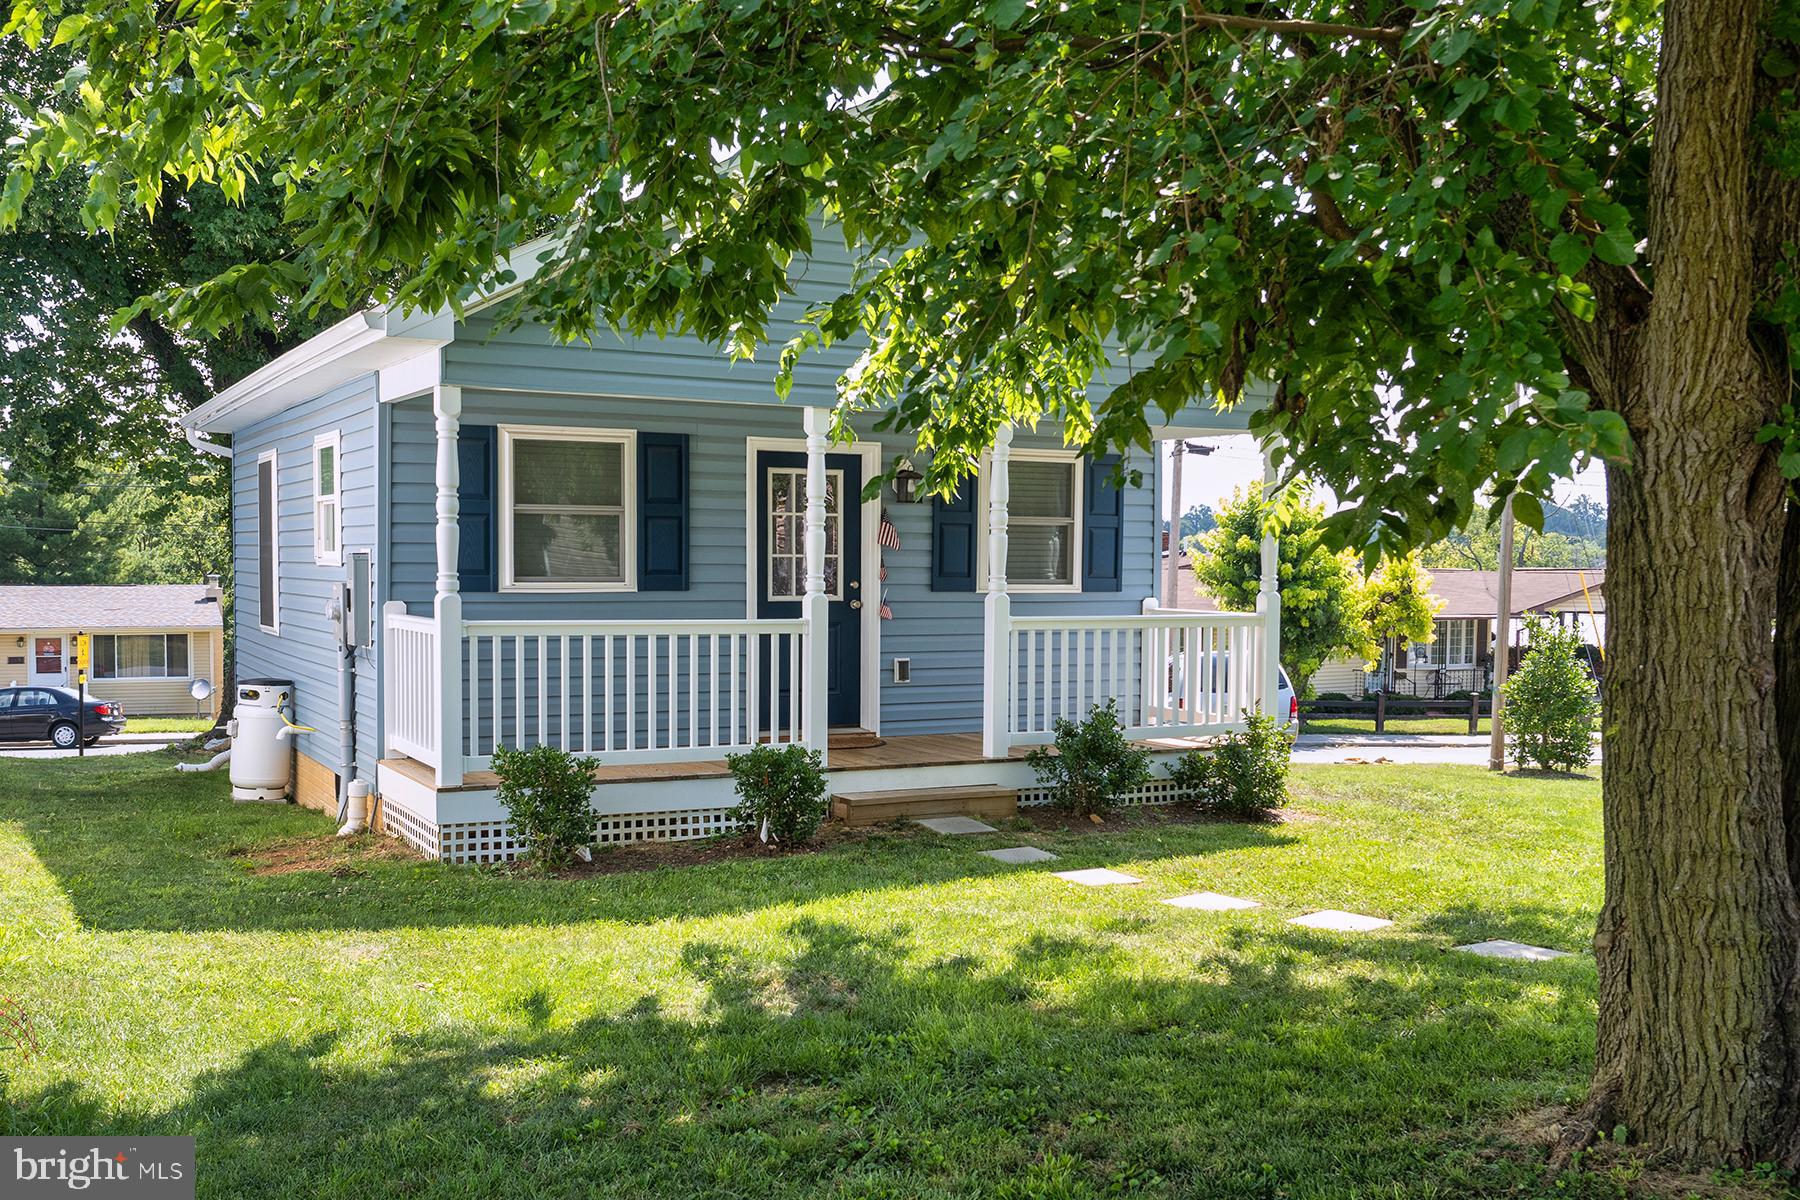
[1360,552,1441,655]
[0,38,327,485]
[2,0,1666,551]
[1193,483,1372,693]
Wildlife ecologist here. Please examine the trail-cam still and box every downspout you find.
[185,427,233,459]
[327,593,360,830]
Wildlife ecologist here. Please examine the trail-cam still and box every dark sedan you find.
[0,686,126,748]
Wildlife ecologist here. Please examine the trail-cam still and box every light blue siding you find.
[232,375,380,785]
[244,216,1176,753]
[388,382,1157,738]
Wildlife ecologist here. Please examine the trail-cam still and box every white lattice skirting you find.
[398,806,744,865]
[1016,776,1191,809]
[393,784,1198,864]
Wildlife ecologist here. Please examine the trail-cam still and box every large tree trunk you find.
[1577,0,1800,1164]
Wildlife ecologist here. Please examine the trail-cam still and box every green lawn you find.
[123,716,216,734]
[0,750,1625,1198]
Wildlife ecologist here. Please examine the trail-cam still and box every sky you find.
[1162,434,1610,523]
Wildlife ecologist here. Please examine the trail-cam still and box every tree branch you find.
[1185,4,1410,47]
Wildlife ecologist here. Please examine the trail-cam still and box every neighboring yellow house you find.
[0,581,226,717]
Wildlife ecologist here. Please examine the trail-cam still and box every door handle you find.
[849,599,863,610]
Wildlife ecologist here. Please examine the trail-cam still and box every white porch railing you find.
[384,608,441,767]
[456,618,810,770]
[1003,610,1271,747]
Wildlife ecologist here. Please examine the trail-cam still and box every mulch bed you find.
[527,800,1307,880]
[231,801,1307,880]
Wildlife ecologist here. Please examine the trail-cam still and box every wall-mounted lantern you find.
[892,459,924,504]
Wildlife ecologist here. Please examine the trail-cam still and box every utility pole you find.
[1487,495,1517,772]
[1163,439,1214,608]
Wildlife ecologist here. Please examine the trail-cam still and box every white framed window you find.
[257,448,280,633]
[979,449,1084,592]
[312,431,342,566]
[93,634,191,680]
[765,466,843,602]
[500,425,637,592]
[1414,618,1476,668]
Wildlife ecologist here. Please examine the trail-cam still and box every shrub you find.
[1503,615,1599,772]
[1026,698,1152,817]
[726,743,829,844]
[491,743,601,869]
[1170,709,1295,817]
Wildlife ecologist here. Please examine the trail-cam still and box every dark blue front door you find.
[756,450,864,729]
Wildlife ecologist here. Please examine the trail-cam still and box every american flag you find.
[877,509,901,550]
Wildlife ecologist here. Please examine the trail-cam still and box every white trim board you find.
[497,424,639,593]
[743,435,883,735]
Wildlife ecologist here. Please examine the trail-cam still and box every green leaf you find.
[1510,492,1545,532]
[1548,231,1592,277]
[1592,226,1638,266]
[985,0,1029,29]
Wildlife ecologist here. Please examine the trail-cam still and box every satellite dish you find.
[190,678,213,701]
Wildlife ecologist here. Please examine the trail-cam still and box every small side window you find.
[313,431,343,567]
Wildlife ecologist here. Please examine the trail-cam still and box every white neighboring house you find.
[0,582,226,716]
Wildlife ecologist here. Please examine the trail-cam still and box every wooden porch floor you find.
[379,730,1219,793]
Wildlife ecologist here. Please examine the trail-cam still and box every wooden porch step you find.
[828,728,885,750]
[831,784,1018,827]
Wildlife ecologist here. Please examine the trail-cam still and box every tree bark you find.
[1575,0,1800,1165]
[1781,500,1800,892]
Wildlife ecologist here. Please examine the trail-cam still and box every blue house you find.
[182,227,1281,862]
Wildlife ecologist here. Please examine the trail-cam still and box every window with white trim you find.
[982,451,1083,590]
[257,449,279,633]
[312,432,342,566]
[93,634,191,680]
[501,426,636,590]
[1414,618,1476,667]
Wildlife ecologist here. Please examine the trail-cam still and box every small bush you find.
[491,743,600,869]
[1026,699,1152,818]
[1503,616,1599,772]
[1171,709,1295,817]
[726,743,829,844]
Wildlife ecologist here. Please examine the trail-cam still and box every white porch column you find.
[981,423,1014,759]
[433,384,464,786]
[1256,445,1282,718]
[801,407,832,764]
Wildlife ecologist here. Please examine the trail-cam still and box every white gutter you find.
[185,427,233,459]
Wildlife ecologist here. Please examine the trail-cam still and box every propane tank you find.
[229,679,296,803]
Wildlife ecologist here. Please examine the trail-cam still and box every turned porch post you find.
[981,423,1014,759]
[1256,444,1282,719]
[433,384,464,787]
[801,407,832,764]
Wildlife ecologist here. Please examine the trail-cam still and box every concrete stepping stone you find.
[980,846,1059,864]
[1455,939,1570,961]
[915,816,998,835]
[1288,909,1393,932]
[1162,891,1261,911]
[1054,868,1142,887]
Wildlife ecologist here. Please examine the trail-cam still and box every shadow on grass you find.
[1,751,1295,934]
[6,916,1597,1200]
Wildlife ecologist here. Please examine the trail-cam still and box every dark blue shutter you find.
[457,426,497,592]
[931,487,978,591]
[1082,455,1123,592]
[639,433,689,591]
